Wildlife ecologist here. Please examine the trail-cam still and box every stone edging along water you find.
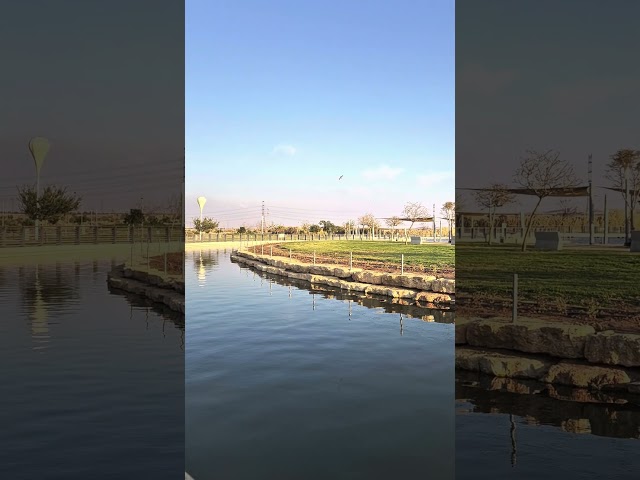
[231,250,455,305]
[456,317,640,394]
[107,264,185,314]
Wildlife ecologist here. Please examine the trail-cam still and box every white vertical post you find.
[313,250,316,264]
[512,273,518,323]
[349,252,353,271]
[270,245,273,256]
[401,254,404,275]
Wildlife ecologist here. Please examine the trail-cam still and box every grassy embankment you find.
[253,240,455,278]
[456,243,640,322]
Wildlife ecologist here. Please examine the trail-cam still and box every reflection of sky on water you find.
[3,256,184,479]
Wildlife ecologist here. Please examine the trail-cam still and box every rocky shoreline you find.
[456,317,640,393]
[231,249,455,306]
[107,264,185,314]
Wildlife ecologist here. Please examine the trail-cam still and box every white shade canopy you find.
[197,196,207,210]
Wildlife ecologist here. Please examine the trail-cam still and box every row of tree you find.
[462,148,640,250]
[190,201,457,238]
[12,184,182,227]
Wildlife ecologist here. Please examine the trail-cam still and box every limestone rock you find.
[431,278,455,294]
[455,347,552,379]
[542,362,631,389]
[352,270,384,285]
[455,318,481,345]
[584,331,640,367]
[415,291,452,304]
[466,318,595,358]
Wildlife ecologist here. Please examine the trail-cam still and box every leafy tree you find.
[17,185,81,225]
[124,209,145,226]
[514,149,579,251]
[194,217,219,234]
[237,226,247,234]
[309,224,320,233]
[319,220,337,234]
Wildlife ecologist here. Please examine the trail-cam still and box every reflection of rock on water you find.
[457,371,640,440]
[238,261,454,324]
[562,418,592,434]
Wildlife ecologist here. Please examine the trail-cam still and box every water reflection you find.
[456,371,640,440]
[191,250,219,287]
[107,285,185,350]
[233,258,455,324]
[16,262,82,352]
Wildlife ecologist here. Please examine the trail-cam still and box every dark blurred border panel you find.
[1,1,185,479]
[456,1,640,478]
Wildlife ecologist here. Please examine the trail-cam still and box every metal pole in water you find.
[512,273,518,323]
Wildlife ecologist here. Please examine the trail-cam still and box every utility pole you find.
[588,154,594,245]
[624,165,631,246]
[261,200,265,235]
[433,203,436,241]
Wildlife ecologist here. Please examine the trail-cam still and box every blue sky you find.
[186,0,454,228]
[456,0,640,213]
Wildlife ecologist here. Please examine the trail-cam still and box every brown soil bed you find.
[147,251,184,276]
[456,301,640,334]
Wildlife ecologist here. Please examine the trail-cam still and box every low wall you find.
[456,317,640,393]
[107,264,185,313]
[231,250,455,305]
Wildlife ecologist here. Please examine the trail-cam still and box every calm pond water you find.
[1,254,184,479]
[186,249,455,479]
[456,371,640,479]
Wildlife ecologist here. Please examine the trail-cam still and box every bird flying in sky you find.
[338,175,343,180]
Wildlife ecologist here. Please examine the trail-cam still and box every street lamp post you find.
[28,137,50,241]
[197,196,207,241]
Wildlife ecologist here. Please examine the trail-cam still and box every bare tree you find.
[385,216,402,240]
[440,202,455,241]
[358,213,379,238]
[606,149,640,243]
[402,202,429,243]
[514,149,579,251]
[474,184,516,245]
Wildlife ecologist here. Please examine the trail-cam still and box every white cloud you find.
[361,165,404,181]
[417,171,454,188]
[272,144,297,156]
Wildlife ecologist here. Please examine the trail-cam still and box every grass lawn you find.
[456,243,640,316]
[258,240,455,277]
